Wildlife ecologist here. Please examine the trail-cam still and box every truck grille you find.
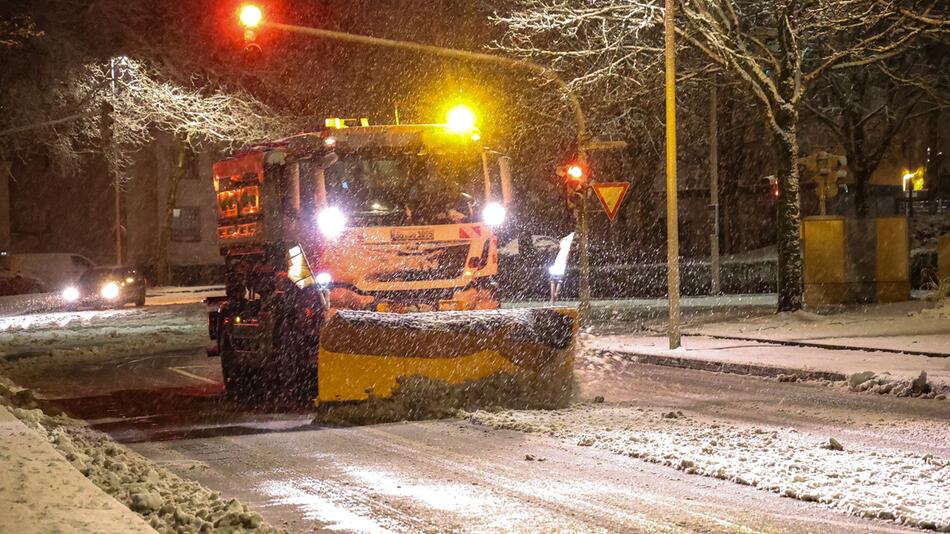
[368,243,470,282]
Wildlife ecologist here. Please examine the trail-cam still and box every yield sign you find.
[592,182,630,221]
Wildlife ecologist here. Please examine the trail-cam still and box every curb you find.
[589,348,847,382]
[680,332,950,359]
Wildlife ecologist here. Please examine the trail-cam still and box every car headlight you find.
[100,282,120,300]
[316,206,347,239]
[482,202,506,227]
[315,272,332,288]
[62,286,80,302]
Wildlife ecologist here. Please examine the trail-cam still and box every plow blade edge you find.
[316,307,577,404]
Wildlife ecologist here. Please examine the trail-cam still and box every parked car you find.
[62,266,147,309]
[0,252,95,289]
[0,268,46,296]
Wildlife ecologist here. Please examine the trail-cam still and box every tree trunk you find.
[156,140,187,286]
[853,167,871,218]
[775,115,804,312]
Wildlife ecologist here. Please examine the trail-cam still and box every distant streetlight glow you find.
[446,105,476,133]
[239,4,263,28]
[567,165,584,180]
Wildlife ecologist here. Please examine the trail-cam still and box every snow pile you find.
[0,304,207,372]
[848,370,948,399]
[147,285,224,306]
[468,403,950,531]
[9,403,284,534]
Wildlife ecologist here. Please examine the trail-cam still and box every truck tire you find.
[219,334,258,402]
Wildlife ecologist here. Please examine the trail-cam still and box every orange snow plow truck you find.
[207,119,576,405]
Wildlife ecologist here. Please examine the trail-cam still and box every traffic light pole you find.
[262,20,594,322]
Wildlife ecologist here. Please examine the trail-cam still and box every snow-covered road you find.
[3,297,948,532]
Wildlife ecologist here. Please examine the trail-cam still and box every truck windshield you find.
[323,150,480,227]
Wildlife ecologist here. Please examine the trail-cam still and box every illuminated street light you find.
[446,105,476,133]
[239,4,263,28]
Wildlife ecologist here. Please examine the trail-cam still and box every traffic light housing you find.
[556,161,589,210]
[557,162,588,191]
[238,3,264,61]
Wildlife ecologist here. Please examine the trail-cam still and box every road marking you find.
[168,366,219,385]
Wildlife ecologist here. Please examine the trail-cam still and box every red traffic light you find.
[557,162,589,189]
[239,4,263,28]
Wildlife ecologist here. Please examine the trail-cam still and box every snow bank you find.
[8,402,284,533]
[469,404,950,531]
[0,304,207,374]
[146,285,224,306]
[0,403,155,533]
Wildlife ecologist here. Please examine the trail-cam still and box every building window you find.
[171,207,201,242]
[182,150,203,180]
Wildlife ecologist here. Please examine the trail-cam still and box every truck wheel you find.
[220,334,257,402]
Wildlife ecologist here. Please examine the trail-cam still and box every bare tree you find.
[493,0,939,310]
[2,53,291,282]
[77,58,289,282]
[805,43,948,217]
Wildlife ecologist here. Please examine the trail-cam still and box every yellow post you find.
[802,217,847,307]
[664,0,681,349]
[874,217,910,303]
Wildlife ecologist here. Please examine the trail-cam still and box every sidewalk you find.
[688,298,950,356]
[585,333,950,394]
[0,404,155,533]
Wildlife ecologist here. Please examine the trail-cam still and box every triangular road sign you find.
[592,182,630,221]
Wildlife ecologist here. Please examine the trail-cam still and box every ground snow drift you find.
[0,304,207,372]
[469,404,950,531]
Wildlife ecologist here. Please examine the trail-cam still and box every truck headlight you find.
[62,286,80,302]
[317,207,347,239]
[100,282,120,300]
[315,272,332,288]
[482,202,506,227]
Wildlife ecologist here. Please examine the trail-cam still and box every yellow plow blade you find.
[316,307,577,405]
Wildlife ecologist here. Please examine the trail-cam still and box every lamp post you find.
[242,10,595,322]
[664,0,681,349]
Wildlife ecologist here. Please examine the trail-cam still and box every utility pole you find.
[100,99,118,265]
[109,57,122,266]
[664,0,681,349]
[709,82,720,295]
